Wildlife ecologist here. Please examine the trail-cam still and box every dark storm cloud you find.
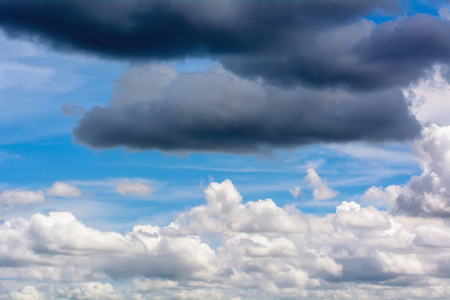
[0,0,395,59]
[73,65,420,153]
[3,0,450,91]
[222,14,450,90]
[0,0,413,90]
[0,0,434,152]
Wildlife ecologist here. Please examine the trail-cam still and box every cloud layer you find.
[1,1,450,91]
[2,178,450,299]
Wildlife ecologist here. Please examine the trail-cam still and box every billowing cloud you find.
[2,179,450,298]
[115,181,154,196]
[304,168,339,200]
[46,182,82,198]
[73,64,419,153]
[363,124,450,218]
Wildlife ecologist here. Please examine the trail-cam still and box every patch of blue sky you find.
[0,128,421,230]
[365,0,447,24]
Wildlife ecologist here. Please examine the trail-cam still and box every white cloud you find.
[3,179,450,298]
[57,282,123,300]
[115,181,154,196]
[364,124,450,218]
[289,186,301,199]
[0,189,45,205]
[404,65,450,126]
[46,182,82,198]
[10,286,44,300]
[304,168,339,200]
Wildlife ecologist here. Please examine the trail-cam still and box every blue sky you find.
[3,1,450,299]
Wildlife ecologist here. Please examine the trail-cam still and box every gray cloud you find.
[73,64,420,153]
[3,1,450,91]
[1,0,433,91]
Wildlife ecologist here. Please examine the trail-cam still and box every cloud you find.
[289,187,301,199]
[46,182,82,198]
[115,181,154,196]
[362,124,450,218]
[61,102,86,117]
[10,286,44,300]
[304,168,339,200]
[57,282,122,300]
[404,65,450,126]
[0,188,45,205]
[4,180,450,298]
[4,1,450,91]
[73,64,419,153]
[0,61,55,90]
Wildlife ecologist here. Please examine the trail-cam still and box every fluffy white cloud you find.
[405,65,450,126]
[115,181,154,196]
[10,286,44,300]
[304,168,339,200]
[46,182,82,198]
[3,179,450,298]
[0,189,45,205]
[364,124,450,218]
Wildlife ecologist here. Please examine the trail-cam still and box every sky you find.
[3,0,450,299]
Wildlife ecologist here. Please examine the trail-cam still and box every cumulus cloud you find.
[0,188,45,205]
[115,181,153,196]
[10,286,44,300]
[304,168,339,200]
[363,124,450,218]
[46,182,82,198]
[2,180,450,298]
[73,64,419,153]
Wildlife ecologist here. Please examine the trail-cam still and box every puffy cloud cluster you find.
[365,124,450,218]
[2,178,450,298]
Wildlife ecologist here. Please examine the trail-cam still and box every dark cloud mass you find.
[2,0,450,90]
[0,0,441,152]
[0,0,395,59]
[73,65,420,153]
